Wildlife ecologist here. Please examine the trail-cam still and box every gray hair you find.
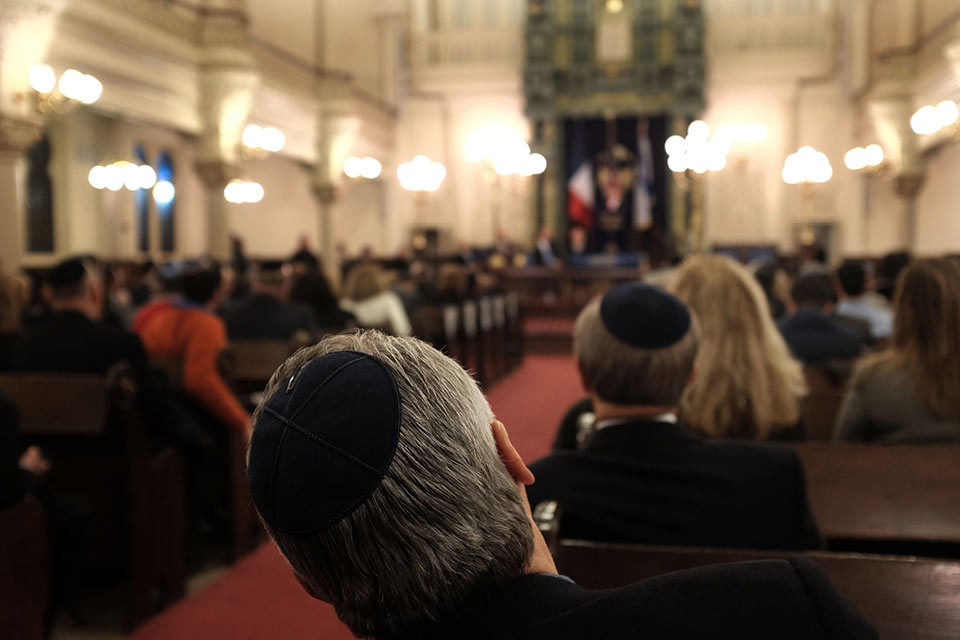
[253,331,533,638]
[574,298,700,406]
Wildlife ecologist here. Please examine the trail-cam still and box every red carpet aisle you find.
[131,355,580,640]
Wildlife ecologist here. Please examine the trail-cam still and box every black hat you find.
[599,282,691,349]
[47,258,88,293]
[258,259,286,273]
[248,351,401,535]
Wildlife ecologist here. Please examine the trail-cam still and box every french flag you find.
[567,123,595,228]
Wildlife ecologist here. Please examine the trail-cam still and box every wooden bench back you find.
[802,366,846,441]
[0,498,49,640]
[795,443,960,547]
[0,366,131,436]
[229,340,297,384]
[554,540,960,640]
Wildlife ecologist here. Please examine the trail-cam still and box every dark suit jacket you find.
[779,309,862,365]
[528,420,823,549]
[404,558,875,640]
[224,293,314,341]
[0,389,27,509]
[14,310,149,376]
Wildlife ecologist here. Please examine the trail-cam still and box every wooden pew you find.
[802,366,846,441]
[0,366,185,630]
[0,497,49,640]
[553,540,960,640]
[227,334,310,400]
[795,443,960,553]
[150,355,259,561]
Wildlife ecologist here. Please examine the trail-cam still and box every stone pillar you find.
[868,53,924,252]
[0,115,42,271]
[312,103,358,273]
[194,7,258,260]
[0,0,67,270]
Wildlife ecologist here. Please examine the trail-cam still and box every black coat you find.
[224,294,314,341]
[14,310,148,376]
[779,309,862,365]
[403,558,876,640]
[528,419,823,549]
[0,389,27,509]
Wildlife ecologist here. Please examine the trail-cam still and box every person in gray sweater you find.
[835,258,960,443]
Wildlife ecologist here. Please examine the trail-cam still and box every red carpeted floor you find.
[131,355,580,640]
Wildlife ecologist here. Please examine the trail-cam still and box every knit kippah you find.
[247,351,401,535]
[599,282,692,349]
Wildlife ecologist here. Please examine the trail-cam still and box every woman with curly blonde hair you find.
[673,254,807,440]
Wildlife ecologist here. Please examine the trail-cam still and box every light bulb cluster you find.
[844,144,884,171]
[88,162,158,192]
[397,155,446,192]
[910,100,959,135]
[665,120,729,174]
[242,124,286,153]
[344,156,383,180]
[464,125,547,177]
[782,146,833,184]
[224,179,265,204]
[28,63,102,108]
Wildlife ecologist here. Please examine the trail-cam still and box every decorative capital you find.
[312,182,338,205]
[194,160,239,188]
[892,172,926,200]
[0,113,43,154]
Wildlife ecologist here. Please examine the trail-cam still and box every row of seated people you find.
[554,254,959,450]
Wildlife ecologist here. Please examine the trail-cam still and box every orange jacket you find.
[135,303,249,432]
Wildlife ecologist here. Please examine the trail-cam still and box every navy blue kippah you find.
[248,351,401,535]
[599,282,691,349]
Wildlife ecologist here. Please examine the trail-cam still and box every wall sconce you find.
[242,124,285,157]
[24,63,102,114]
[397,155,446,192]
[910,100,959,136]
[224,179,265,204]
[344,156,383,180]
[88,161,157,192]
[782,146,832,184]
[665,120,729,176]
[844,144,885,172]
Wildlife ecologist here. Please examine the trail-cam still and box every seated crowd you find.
[2,239,959,639]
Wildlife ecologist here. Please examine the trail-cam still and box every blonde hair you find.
[673,254,807,439]
[342,262,386,302]
[856,258,960,419]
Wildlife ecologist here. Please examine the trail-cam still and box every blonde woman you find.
[341,262,412,336]
[672,254,807,440]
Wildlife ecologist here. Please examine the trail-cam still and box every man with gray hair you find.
[528,282,823,549]
[247,330,874,639]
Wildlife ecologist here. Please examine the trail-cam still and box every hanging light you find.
[224,179,265,204]
[153,180,176,205]
[782,146,832,184]
[398,155,446,192]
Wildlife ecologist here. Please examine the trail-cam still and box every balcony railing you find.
[708,13,836,56]
[411,28,523,71]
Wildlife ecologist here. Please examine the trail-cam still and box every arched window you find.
[25,136,54,253]
[155,151,175,253]
[134,144,150,252]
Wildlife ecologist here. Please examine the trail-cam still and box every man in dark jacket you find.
[15,257,149,376]
[528,283,823,549]
[779,273,862,364]
[224,260,314,341]
[245,331,874,640]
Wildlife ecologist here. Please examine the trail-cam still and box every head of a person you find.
[251,260,291,300]
[574,282,699,411]
[875,258,960,419]
[290,270,339,311]
[342,262,386,302]
[790,273,834,313]
[672,254,806,438]
[178,261,223,308]
[434,262,468,296]
[835,260,867,298]
[878,251,911,287]
[45,257,104,320]
[247,331,537,638]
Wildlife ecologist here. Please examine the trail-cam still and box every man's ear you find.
[293,569,330,603]
[688,362,697,385]
[491,420,535,486]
